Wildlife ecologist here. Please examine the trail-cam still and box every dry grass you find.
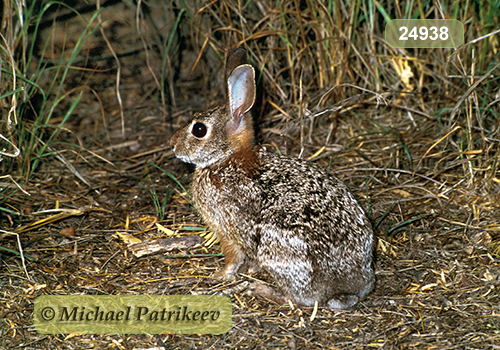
[1,0,500,349]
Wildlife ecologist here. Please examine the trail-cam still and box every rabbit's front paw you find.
[213,241,246,280]
[213,264,240,281]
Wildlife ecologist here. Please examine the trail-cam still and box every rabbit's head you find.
[170,48,256,168]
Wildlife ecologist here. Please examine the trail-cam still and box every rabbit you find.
[170,47,375,309]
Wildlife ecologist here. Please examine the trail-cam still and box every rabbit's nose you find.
[169,141,177,154]
[169,135,176,149]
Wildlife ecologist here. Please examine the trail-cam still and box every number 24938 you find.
[399,26,449,41]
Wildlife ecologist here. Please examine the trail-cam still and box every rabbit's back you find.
[257,148,374,306]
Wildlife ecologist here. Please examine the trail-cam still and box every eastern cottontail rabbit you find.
[170,48,375,309]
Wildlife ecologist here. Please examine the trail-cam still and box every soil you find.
[1,1,500,349]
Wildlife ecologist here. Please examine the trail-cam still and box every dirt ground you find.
[1,1,500,349]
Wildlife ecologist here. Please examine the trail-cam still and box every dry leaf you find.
[115,232,142,245]
[60,226,75,237]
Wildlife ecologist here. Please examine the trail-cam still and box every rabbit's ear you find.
[228,64,255,119]
[226,48,248,79]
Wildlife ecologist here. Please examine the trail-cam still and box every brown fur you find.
[223,146,260,178]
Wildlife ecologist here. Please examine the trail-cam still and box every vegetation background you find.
[1,0,499,348]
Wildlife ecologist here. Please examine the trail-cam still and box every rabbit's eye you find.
[191,122,207,138]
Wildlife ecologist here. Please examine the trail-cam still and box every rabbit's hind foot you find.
[326,294,360,310]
